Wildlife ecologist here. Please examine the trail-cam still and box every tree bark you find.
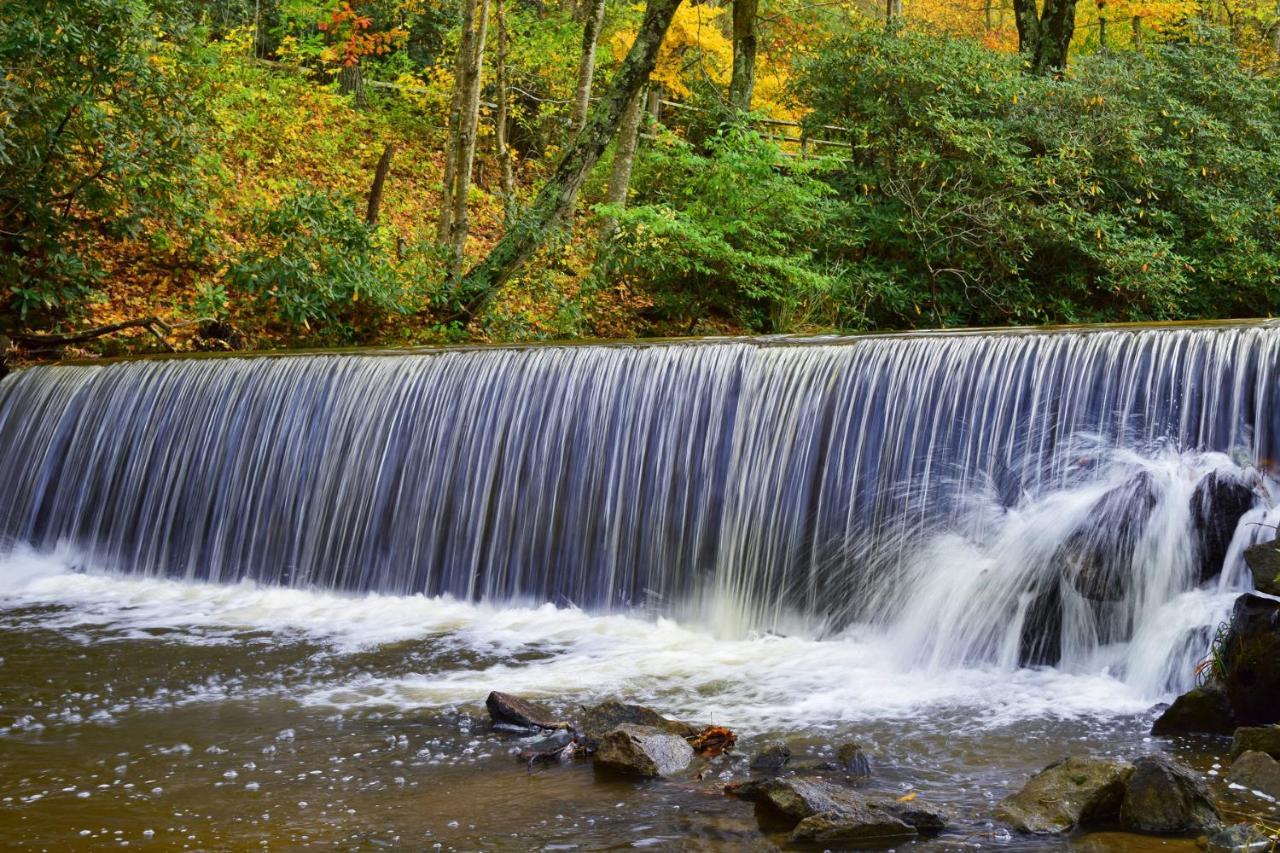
[1013,0,1079,75]
[884,0,902,24]
[729,0,759,111]
[572,0,608,131]
[366,144,396,225]
[1131,15,1142,46]
[600,85,647,240]
[454,0,684,319]
[495,0,518,224]
[447,0,492,280]
[339,63,368,109]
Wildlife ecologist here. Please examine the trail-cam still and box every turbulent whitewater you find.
[1,324,1278,699]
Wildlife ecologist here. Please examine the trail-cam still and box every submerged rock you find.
[868,796,953,833]
[485,691,568,731]
[1227,750,1280,799]
[748,742,791,773]
[835,741,873,777]
[1220,594,1280,726]
[789,808,916,845]
[576,700,697,750]
[1231,726,1280,760]
[1151,684,1236,736]
[1204,823,1280,853]
[1118,755,1220,835]
[995,756,1134,834]
[1243,542,1280,597]
[725,777,925,843]
[594,724,693,778]
[1191,471,1257,585]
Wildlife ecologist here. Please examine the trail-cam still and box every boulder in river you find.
[748,742,791,773]
[485,691,569,731]
[725,777,929,843]
[1243,541,1280,597]
[995,756,1134,834]
[1058,471,1158,603]
[576,700,698,750]
[1220,594,1280,726]
[1118,755,1220,835]
[788,808,917,845]
[1226,750,1280,800]
[1231,726,1280,760]
[594,724,694,777]
[1151,684,1236,736]
[1191,470,1257,585]
[835,741,873,777]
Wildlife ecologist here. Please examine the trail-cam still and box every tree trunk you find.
[1131,14,1141,46]
[600,85,647,240]
[447,0,492,280]
[454,0,684,320]
[1097,9,1107,51]
[572,0,608,131]
[339,63,368,109]
[366,144,396,225]
[729,0,759,111]
[1013,0,1079,75]
[885,0,902,24]
[437,0,475,243]
[495,0,518,224]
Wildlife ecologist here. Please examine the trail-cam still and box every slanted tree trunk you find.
[572,0,608,131]
[729,0,758,111]
[446,0,492,280]
[366,144,396,225]
[495,0,518,224]
[339,63,368,109]
[1013,0,1079,75]
[454,0,684,320]
[600,85,647,240]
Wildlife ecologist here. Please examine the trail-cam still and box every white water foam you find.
[0,546,1175,733]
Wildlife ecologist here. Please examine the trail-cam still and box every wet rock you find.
[1059,471,1158,603]
[594,724,693,778]
[995,756,1134,834]
[1231,726,1280,760]
[1243,542,1280,597]
[1220,595,1280,726]
[1191,471,1257,585]
[1151,684,1236,736]
[1118,755,1220,835]
[835,741,873,777]
[749,742,791,773]
[485,691,568,731]
[1204,823,1280,852]
[576,700,698,750]
[868,796,953,833]
[789,809,917,844]
[1227,750,1280,799]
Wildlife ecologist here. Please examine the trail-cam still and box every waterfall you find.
[1,324,1276,689]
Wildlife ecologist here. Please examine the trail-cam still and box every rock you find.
[1220,594,1280,726]
[1227,750,1280,799]
[995,756,1134,834]
[576,700,698,749]
[835,741,872,776]
[1019,579,1065,667]
[1151,684,1237,736]
[748,742,791,773]
[1191,471,1257,585]
[1243,542,1280,597]
[485,691,568,731]
[1231,726,1280,760]
[1118,755,1220,835]
[1059,471,1158,603]
[1204,823,1280,852]
[594,724,693,778]
[868,797,953,833]
[789,809,917,844]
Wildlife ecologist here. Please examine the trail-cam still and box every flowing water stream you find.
[2,324,1279,849]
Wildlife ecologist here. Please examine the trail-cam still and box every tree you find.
[453,0,686,319]
[1014,0,1080,74]
[729,0,759,111]
[438,0,491,279]
[600,85,648,239]
[572,0,609,130]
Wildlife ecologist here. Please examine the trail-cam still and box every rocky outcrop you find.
[1243,541,1280,597]
[485,691,568,731]
[1151,684,1236,736]
[594,724,694,777]
[726,777,944,844]
[1118,755,1220,835]
[748,742,791,773]
[995,756,1134,834]
[1191,471,1257,585]
[1227,750,1280,799]
[1220,594,1280,726]
[577,700,698,749]
[1231,726,1280,760]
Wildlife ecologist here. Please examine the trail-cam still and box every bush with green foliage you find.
[0,0,212,325]
[794,27,1280,328]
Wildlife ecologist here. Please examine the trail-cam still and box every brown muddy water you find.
[0,567,1275,852]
